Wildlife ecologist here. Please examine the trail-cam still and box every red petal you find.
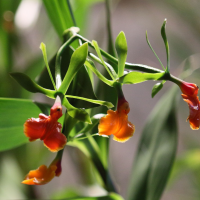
[43,127,67,152]
[182,94,200,130]
[24,118,46,142]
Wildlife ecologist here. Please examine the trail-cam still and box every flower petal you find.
[182,94,200,130]
[24,117,46,142]
[22,165,56,185]
[98,109,135,142]
[43,126,67,152]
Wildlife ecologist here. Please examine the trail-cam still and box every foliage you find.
[0,0,200,199]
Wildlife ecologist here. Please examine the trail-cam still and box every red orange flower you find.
[180,81,200,130]
[98,98,135,142]
[22,158,62,185]
[24,96,67,152]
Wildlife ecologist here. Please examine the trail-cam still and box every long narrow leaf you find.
[127,86,178,200]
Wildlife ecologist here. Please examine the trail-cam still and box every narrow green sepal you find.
[161,19,170,73]
[118,71,165,84]
[146,31,165,71]
[10,72,55,98]
[65,95,114,108]
[92,40,118,80]
[63,98,92,124]
[115,31,128,77]
[40,42,57,90]
[85,59,114,86]
[151,81,166,98]
[58,42,88,94]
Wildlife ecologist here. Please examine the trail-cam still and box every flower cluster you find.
[22,96,65,185]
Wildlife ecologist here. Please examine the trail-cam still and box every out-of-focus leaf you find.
[0,155,26,199]
[127,86,178,200]
[51,187,81,199]
[52,189,123,200]
[169,149,200,185]
[151,81,166,98]
[118,71,165,84]
[42,0,74,38]
[63,98,91,124]
[0,98,49,151]
[161,19,170,72]
[115,31,127,77]
[58,43,88,94]
[63,193,124,200]
[10,72,55,98]
[72,0,103,34]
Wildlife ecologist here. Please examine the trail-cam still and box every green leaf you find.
[92,40,117,80]
[42,0,74,38]
[0,98,50,152]
[40,42,56,90]
[58,43,88,94]
[161,19,170,72]
[10,72,55,98]
[127,87,178,200]
[118,71,165,84]
[63,98,91,124]
[151,81,166,98]
[66,95,113,108]
[115,31,127,77]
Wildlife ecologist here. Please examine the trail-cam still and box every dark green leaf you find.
[127,87,178,200]
[118,71,165,84]
[58,43,88,94]
[10,72,55,98]
[115,31,127,77]
[0,98,50,151]
[151,81,166,98]
[161,19,170,72]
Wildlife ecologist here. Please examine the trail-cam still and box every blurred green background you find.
[1,0,200,199]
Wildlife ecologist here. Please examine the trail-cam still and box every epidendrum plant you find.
[1,0,200,199]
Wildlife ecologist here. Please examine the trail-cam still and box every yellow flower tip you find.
[113,135,132,143]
